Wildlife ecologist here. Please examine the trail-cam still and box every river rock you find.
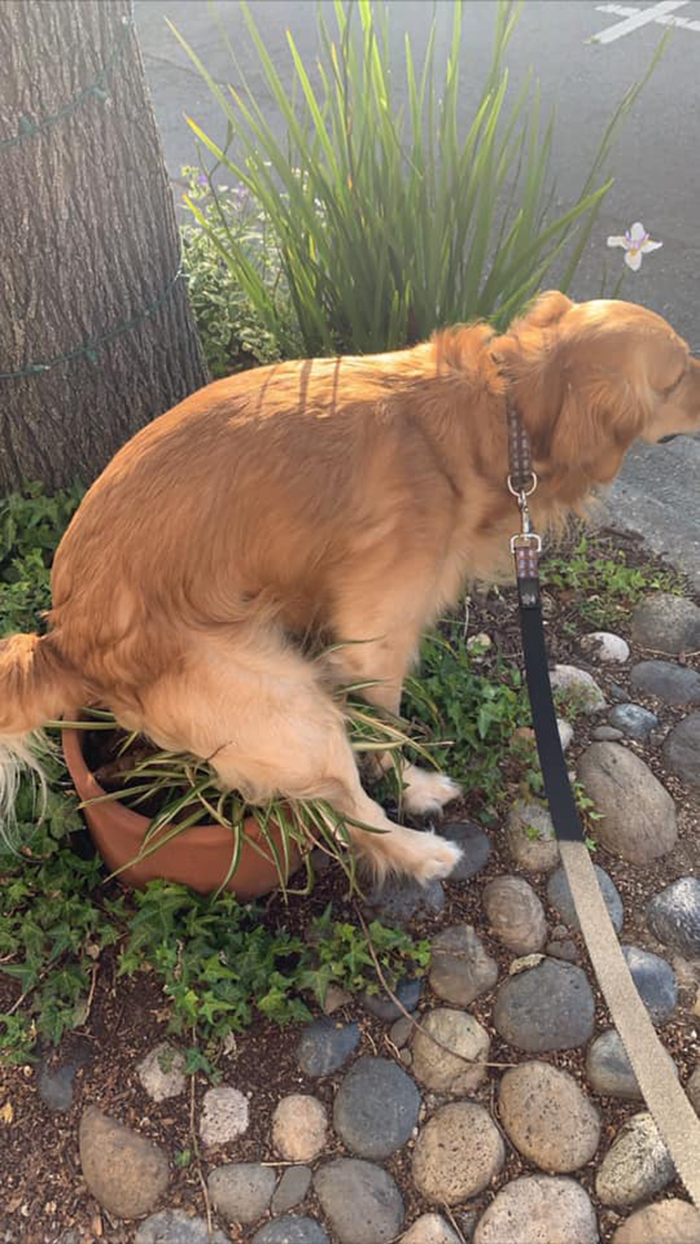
[411,1008,490,1093]
[577,742,677,862]
[621,945,677,1023]
[333,1056,420,1159]
[359,977,421,1022]
[473,1175,598,1244]
[401,1215,461,1244]
[612,1199,700,1244]
[271,1166,313,1214]
[79,1106,169,1219]
[630,660,700,706]
[437,820,492,880]
[663,713,700,787]
[297,1019,360,1077]
[483,876,548,954]
[412,1102,505,1204]
[363,875,445,924]
[314,1158,403,1244]
[136,1043,186,1103]
[498,1061,600,1172]
[647,877,700,957]
[199,1086,249,1147]
[506,802,560,871]
[252,1217,330,1244]
[134,1210,228,1243]
[595,1112,675,1206]
[631,593,700,655]
[586,1028,678,1100]
[272,1095,327,1162]
[547,863,623,933]
[429,924,498,1007]
[493,958,595,1052]
[208,1163,276,1224]
[592,725,624,741]
[608,703,658,740]
[550,665,606,713]
[687,1066,700,1113]
[581,632,630,664]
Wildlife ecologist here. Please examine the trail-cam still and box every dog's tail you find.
[0,632,85,836]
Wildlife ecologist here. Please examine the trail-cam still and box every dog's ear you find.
[519,290,575,329]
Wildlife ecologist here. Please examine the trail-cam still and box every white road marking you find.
[592,0,696,42]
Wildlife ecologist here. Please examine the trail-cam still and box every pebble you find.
[271,1166,312,1214]
[389,1016,413,1048]
[608,702,659,740]
[493,958,595,1052]
[581,631,630,663]
[550,664,606,712]
[411,1007,490,1093]
[359,977,421,1022]
[199,1086,249,1148]
[38,1037,91,1114]
[621,945,677,1023]
[546,937,580,962]
[595,1112,675,1206]
[663,713,700,787]
[322,986,351,1015]
[136,1043,186,1103]
[630,659,700,706]
[134,1210,228,1243]
[547,863,623,933]
[363,875,444,924]
[687,1066,700,1113]
[557,718,574,751]
[483,875,548,954]
[207,1163,276,1224]
[498,1061,601,1172]
[631,593,700,655]
[592,725,624,741]
[401,1214,461,1244]
[333,1056,420,1159]
[611,1198,700,1244]
[429,924,499,1006]
[506,802,560,871]
[272,1095,327,1162]
[473,1175,598,1244]
[297,1019,361,1077]
[437,820,492,881]
[79,1106,169,1219]
[412,1102,505,1204]
[586,1028,678,1099]
[577,742,677,863]
[647,877,700,957]
[314,1158,403,1244]
[252,1218,330,1244]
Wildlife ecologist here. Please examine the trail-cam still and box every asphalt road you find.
[134,0,700,584]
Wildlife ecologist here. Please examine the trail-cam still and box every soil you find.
[1,524,699,1244]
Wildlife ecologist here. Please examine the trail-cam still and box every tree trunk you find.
[0,0,208,492]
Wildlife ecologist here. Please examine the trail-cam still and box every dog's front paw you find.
[402,765,462,816]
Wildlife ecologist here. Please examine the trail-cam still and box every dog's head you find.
[493,292,700,500]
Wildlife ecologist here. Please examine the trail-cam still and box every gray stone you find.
[547,864,623,933]
[136,1043,186,1103]
[333,1056,420,1160]
[498,1061,600,1173]
[272,1095,327,1162]
[581,631,630,663]
[608,702,659,740]
[663,713,700,786]
[412,1102,505,1205]
[199,1085,249,1147]
[436,821,492,881]
[402,1214,461,1244]
[297,1018,361,1077]
[483,875,548,954]
[208,1163,276,1225]
[586,1028,678,1100]
[363,875,444,925]
[314,1158,403,1244]
[612,1199,700,1244]
[252,1218,330,1244]
[596,1112,675,1206]
[389,1016,412,1048]
[79,1106,169,1220]
[648,877,700,957]
[473,1176,598,1244]
[546,938,580,963]
[577,742,677,863]
[271,1166,312,1214]
[493,958,595,1052]
[557,718,574,751]
[592,725,625,741]
[631,660,700,706]
[687,1066,700,1113]
[506,802,560,872]
[429,924,498,1007]
[610,683,629,702]
[632,593,700,655]
[38,1039,91,1113]
[411,1008,490,1093]
[550,664,606,712]
[135,1210,228,1244]
[622,945,677,1023]
[359,977,422,1022]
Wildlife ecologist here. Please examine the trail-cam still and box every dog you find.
[2,292,699,880]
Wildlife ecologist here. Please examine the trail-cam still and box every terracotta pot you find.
[62,728,302,900]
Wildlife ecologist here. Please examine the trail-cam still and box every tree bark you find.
[0,0,208,491]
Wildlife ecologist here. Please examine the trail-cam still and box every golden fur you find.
[2,292,699,879]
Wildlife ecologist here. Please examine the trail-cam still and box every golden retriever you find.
[2,292,699,880]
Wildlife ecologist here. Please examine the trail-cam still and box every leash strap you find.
[508,403,700,1207]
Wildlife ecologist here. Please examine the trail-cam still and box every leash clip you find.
[508,472,541,554]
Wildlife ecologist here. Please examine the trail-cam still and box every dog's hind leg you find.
[140,633,462,885]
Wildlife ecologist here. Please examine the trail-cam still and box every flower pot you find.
[62,728,302,900]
